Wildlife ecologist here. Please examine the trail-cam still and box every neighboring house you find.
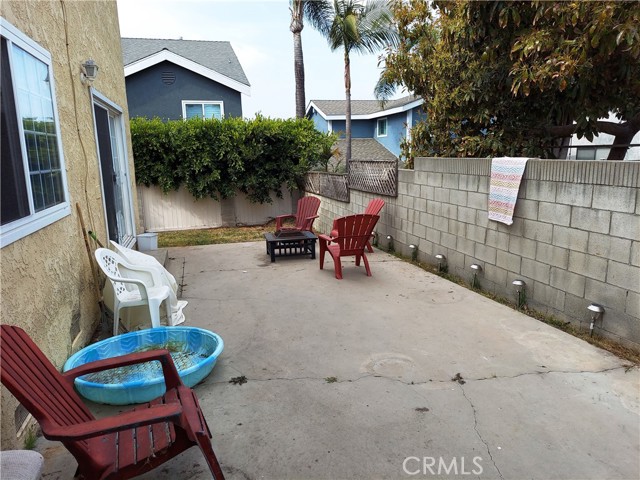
[121,37,251,121]
[306,95,425,159]
[566,113,640,161]
[1,0,138,448]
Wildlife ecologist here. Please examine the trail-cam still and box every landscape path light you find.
[512,279,527,309]
[386,235,394,253]
[469,263,482,289]
[587,303,605,336]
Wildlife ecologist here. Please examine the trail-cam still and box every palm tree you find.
[290,1,332,118]
[321,0,398,166]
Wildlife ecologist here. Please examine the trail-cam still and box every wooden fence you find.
[137,186,298,231]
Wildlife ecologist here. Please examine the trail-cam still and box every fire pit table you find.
[264,231,317,262]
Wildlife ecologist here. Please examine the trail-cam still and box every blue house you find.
[121,38,250,121]
[306,95,425,160]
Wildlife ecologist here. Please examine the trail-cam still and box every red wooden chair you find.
[319,214,380,279]
[330,198,385,252]
[0,325,225,480]
[275,196,321,234]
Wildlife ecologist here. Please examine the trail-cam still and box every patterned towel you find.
[488,157,529,225]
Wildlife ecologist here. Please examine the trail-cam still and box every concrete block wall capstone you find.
[311,158,640,349]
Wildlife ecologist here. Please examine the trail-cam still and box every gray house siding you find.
[125,61,242,120]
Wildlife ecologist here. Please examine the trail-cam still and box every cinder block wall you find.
[311,158,640,349]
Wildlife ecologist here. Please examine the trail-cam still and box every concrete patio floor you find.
[38,242,639,479]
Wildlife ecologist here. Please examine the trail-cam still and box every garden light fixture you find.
[587,303,605,336]
[469,264,482,289]
[512,279,527,309]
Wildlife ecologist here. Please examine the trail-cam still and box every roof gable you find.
[307,95,422,120]
[122,38,250,95]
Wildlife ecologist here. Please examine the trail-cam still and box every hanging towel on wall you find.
[488,157,529,225]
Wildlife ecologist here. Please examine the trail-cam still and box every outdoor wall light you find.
[512,279,527,310]
[409,244,418,262]
[435,253,446,272]
[386,234,394,253]
[587,303,605,337]
[469,264,482,289]
[81,59,99,83]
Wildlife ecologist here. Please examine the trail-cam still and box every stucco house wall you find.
[0,0,138,449]
[125,60,243,120]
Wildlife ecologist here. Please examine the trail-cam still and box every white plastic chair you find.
[110,240,178,294]
[95,248,171,336]
[109,241,187,326]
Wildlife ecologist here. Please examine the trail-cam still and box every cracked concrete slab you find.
[37,242,639,479]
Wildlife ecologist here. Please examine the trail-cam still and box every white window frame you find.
[181,100,224,120]
[377,117,388,137]
[0,18,70,248]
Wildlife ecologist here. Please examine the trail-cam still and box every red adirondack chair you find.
[0,325,225,480]
[275,196,321,234]
[319,214,380,279]
[330,198,385,252]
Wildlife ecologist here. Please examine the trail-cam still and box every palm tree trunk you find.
[344,50,352,171]
[293,30,306,118]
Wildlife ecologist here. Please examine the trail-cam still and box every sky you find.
[116,0,402,119]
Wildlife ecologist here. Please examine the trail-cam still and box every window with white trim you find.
[181,101,224,120]
[377,118,387,137]
[1,19,70,248]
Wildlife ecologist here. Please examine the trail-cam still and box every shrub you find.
[130,115,335,203]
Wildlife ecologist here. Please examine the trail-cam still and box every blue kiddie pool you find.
[63,326,223,405]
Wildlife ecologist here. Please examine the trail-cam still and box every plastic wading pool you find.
[63,327,223,405]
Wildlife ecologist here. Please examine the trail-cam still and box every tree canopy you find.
[312,0,397,165]
[378,0,640,162]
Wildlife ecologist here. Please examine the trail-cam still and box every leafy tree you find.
[379,0,640,161]
[313,0,398,167]
[290,0,333,118]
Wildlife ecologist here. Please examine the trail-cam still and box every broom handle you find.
[76,203,103,301]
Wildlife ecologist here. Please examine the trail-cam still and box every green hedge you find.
[130,116,335,203]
